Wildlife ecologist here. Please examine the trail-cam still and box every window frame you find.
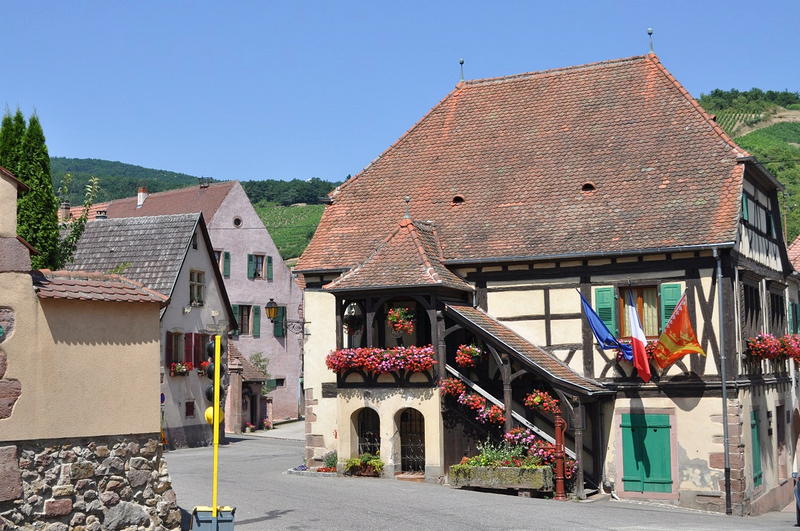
[189,270,206,306]
[238,304,253,335]
[617,285,659,339]
[253,254,265,279]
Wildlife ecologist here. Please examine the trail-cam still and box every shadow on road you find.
[179,506,294,529]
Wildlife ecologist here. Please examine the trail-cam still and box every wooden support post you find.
[554,414,567,501]
[501,353,513,433]
[436,310,447,381]
[366,298,375,347]
[335,298,344,350]
[574,401,585,500]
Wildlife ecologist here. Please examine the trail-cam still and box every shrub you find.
[323,451,337,469]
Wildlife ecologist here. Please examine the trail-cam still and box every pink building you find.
[100,181,304,430]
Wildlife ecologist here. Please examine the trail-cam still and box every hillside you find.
[51,157,203,204]
[698,89,800,242]
[51,157,338,259]
[253,201,326,260]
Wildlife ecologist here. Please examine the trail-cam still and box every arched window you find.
[355,408,380,455]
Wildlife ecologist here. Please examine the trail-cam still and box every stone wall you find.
[0,434,181,530]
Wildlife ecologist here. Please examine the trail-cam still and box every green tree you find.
[0,110,26,175]
[56,173,100,268]
[17,115,60,268]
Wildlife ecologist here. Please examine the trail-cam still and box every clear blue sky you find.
[2,1,798,181]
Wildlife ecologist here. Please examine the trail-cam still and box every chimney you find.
[58,201,71,222]
[136,186,148,208]
[95,209,107,220]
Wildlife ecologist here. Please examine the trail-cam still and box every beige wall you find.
[337,388,443,478]
[0,272,161,441]
[303,289,338,460]
[0,175,17,238]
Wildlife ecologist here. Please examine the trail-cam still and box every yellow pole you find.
[212,334,221,518]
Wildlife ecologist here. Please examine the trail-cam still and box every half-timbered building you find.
[296,54,798,515]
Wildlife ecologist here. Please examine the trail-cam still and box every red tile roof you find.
[444,303,608,396]
[789,235,800,271]
[228,342,268,382]
[102,182,236,221]
[67,202,111,221]
[298,54,747,273]
[324,218,473,292]
[32,270,169,305]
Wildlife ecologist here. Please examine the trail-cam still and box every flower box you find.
[449,465,553,492]
[170,361,193,376]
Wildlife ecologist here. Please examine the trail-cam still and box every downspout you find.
[714,247,732,515]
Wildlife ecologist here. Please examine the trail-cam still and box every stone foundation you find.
[0,433,181,530]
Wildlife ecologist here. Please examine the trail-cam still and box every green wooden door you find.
[621,413,672,493]
[751,410,763,487]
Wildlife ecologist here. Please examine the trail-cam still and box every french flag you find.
[626,292,651,383]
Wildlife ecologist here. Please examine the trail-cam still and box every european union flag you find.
[577,290,632,361]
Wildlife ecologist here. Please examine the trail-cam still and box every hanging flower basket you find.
[455,344,482,368]
[523,389,560,414]
[343,313,364,335]
[170,361,193,376]
[387,307,415,335]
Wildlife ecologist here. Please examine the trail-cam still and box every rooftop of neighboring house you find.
[298,54,752,274]
[228,342,268,383]
[788,236,800,271]
[103,181,237,221]
[32,269,169,305]
[66,213,203,296]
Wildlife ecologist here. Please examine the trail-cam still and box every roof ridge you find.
[405,221,441,284]
[114,180,236,200]
[92,212,202,223]
[464,55,649,86]
[644,54,749,157]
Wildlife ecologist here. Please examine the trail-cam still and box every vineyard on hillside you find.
[714,111,766,137]
[255,202,326,259]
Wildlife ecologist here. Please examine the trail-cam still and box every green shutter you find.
[659,283,682,331]
[793,303,799,334]
[594,287,617,336]
[246,254,255,279]
[751,410,763,487]
[741,194,749,221]
[267,256,273,281]
[231,304,240,339]
[621,413,672,493]
[274,306,285,337]
[252,305,261,338]
[223,251,230,278]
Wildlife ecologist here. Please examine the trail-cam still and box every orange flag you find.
[652,292,705,369]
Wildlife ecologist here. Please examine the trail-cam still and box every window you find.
[742,192,777,239]
[185,401,196,418]
[247,254,272,280]
[231,304,260,337]
[274,378,286,387]
[191,233,198,249]
[595,284,681,339]
[742,283,762,341]
[189,271,205,306]
[769,291,786,335]
[273,306,286,337]
[233,217,242,227]
[165,331,184,366]
[619,286,659,337]
[791,302,800,334]
[215,251,231,278]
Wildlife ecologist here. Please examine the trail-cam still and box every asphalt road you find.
[165,436,794,530]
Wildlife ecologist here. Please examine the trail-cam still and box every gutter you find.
[442,242,736,266]
[713,246,733,515]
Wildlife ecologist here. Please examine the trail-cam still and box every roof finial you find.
[403,196,412,219]
[459,58,465,82]
[647,27,654,54]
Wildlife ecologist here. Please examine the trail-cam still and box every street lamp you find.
[265,298,278,322]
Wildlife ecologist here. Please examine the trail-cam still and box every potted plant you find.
[455,344,481,368]
[344,452,384,477]
[244,422,255,433]
[198,360,210,374]
[170,361,193,376]
[318,451,338,473]
[262,418,273,430]
[387,307,414,336]
[449,439,553,493]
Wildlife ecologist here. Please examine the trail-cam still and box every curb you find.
[285,469,337,478]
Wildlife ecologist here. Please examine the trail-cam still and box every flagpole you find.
[714,248,732,515]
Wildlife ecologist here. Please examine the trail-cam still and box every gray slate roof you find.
[67,213,200,296]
